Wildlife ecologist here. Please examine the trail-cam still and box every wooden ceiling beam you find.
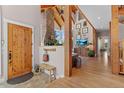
[53,7,64,28]
[61,15,64,22]
[41,5,77,28]
[41,5,56,12]
[118,5,124,15]
[41,5,63,28]
[71,5,78,14]
[71,16,75,24]
[119,20,124,24]
[41,5,55,9]
[54,6,65,22]
[54,16,61,29]
[118,8,124,15]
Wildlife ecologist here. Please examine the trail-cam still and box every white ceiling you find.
[79,5,111,32]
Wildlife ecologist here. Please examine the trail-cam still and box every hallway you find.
[47,52,124,88]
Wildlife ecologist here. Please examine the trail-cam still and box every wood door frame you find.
[110,6,119,74]
[3,18,35,81]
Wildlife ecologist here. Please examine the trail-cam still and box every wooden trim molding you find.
[43,48,56,52]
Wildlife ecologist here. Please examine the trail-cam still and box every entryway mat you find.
[7,72,34,85]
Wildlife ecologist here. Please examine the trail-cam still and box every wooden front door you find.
[8,23,32,79]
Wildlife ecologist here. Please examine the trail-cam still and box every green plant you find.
[45,38,61,46]
[88,50,95,57]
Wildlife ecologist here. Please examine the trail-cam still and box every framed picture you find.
[83,21,87,27]
[76,23,81,28]
[82,27,88,34]
[76,28,80,32]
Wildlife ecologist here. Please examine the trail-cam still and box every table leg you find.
[53,68,56,80]
[40,68,44,73]
[49,70,52,82]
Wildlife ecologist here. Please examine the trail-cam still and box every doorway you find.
[8,23,32,79]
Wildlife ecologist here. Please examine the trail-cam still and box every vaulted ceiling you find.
[79,5,111,32]
[41,5,77,29]
[41,5,112,32]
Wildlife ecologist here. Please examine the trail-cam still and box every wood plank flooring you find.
[1,51,124,88]
[46,52,124,88]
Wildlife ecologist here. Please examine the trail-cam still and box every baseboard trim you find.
[56,75,64,79]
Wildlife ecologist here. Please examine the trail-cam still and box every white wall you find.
[87,22,93,43]
[39,46,64,78]
[1,5,42,79]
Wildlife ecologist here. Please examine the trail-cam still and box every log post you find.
[111,5,119,74]
[64,5,72,77]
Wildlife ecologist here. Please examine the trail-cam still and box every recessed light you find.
[97,17,101,20]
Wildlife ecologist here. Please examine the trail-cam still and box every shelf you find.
[43,48,56,52]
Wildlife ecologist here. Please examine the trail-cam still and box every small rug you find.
[7,72,34,85]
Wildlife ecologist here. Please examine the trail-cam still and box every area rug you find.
[7,72,34,85]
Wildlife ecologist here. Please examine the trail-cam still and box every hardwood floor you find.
[47,52,124,88]
[1,51,124,88]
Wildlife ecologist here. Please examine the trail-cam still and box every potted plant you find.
[88,50,95,57]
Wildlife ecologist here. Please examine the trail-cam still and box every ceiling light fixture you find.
[97,17,101,20]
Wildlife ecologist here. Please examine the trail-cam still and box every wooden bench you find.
[39,63,56,82]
